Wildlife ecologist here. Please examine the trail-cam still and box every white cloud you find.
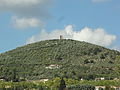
[26,25,116,47]
[0,0,51,17]
[0,0,40,7]
[92,0,110,3]
[0,0,53,28]
[12,17,45,29]
[112,46,120,52]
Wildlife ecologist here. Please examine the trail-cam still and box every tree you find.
[100,53,105,59]
[11,68,19,82]
[59,77,66,90]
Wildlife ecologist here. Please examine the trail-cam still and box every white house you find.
[45,64,60,69]
[95,77,105,81]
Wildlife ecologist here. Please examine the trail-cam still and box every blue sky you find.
[0,0,120,53]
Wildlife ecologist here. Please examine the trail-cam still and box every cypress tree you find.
[59,77,66,90]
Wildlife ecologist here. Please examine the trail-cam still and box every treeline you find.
[1,77,120,90]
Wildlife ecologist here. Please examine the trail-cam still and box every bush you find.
[68,85,95,90]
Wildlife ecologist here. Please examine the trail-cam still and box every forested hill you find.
[0,39,120,81]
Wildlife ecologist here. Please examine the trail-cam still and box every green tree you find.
[59,77,66,90]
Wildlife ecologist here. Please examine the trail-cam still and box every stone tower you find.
[60,35,63,39]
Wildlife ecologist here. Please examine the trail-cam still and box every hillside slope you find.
[0,39,120,80]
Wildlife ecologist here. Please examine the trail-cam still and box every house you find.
[113,78,119,80]
[111,86,120,90]
[0,77,6,81]
[95,86,105,90]
[81,78,84,81]
[29,79,49,83]
[95,86,120,90]
[0,79,4,81]
[95,77,105,81]
[40,79,49,83]
[45,64,60,69]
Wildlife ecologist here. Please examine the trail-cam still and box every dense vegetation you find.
[0,78,120,90]
[0,39,120,81]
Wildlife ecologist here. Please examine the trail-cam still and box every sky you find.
[0,0,120,53]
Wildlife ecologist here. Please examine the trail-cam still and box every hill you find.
[0,39,120,81]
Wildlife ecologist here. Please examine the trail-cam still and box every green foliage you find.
[59,78,66,90]
[79,80,120,87]
[0,81,48,90]
[68,85,95,90]
[0,78,120,89]
[0,39,120,80]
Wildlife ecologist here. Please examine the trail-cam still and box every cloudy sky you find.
[0,0,120,53]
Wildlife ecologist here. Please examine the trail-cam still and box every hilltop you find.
[0,39,120,81]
